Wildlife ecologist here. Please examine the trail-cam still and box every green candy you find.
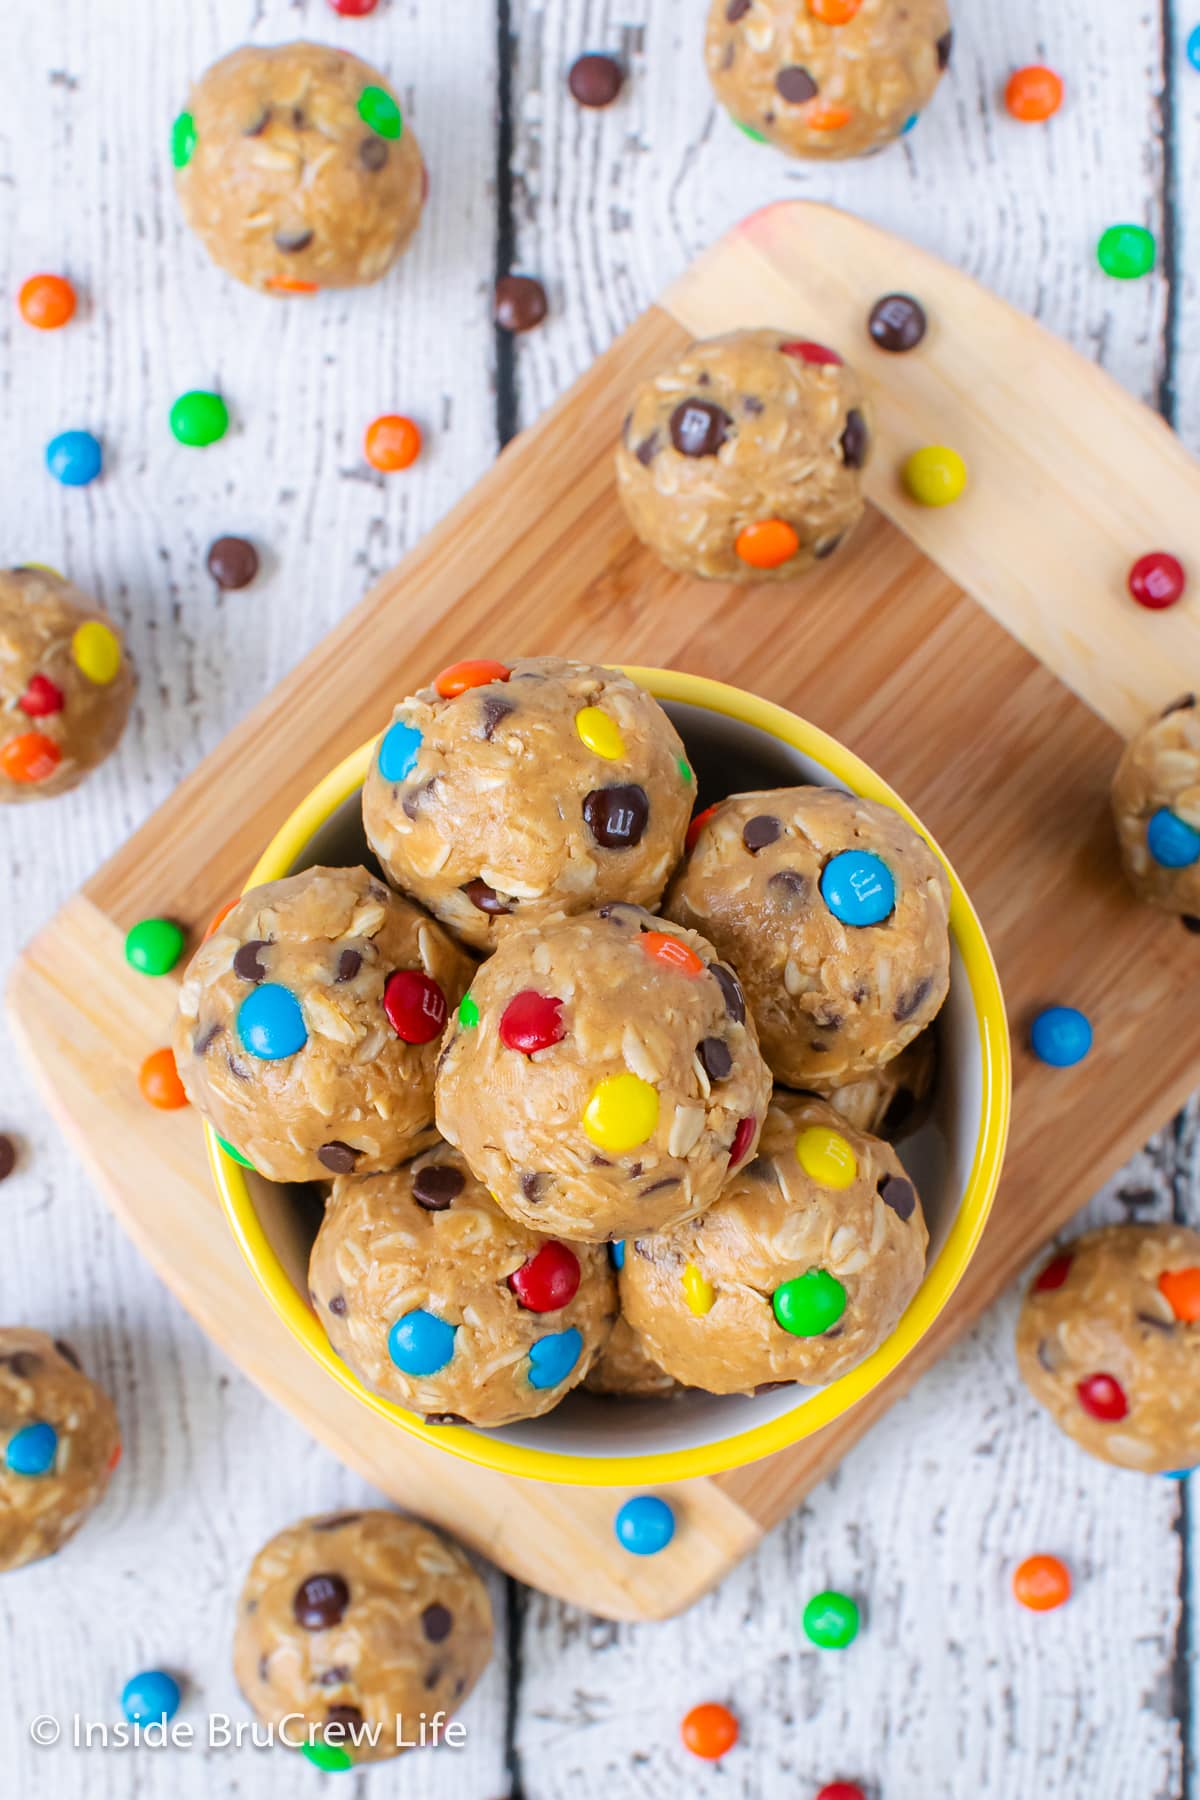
[802,1588,859,1650]
[216,1136,254,1170]
[772,1269,846,1337]
[170,390,229,448]
[732,115,767,143]
[171,111,196,169]
[458,992,479,1030]
[124,917,186,976]
[301,1740,353,1773]
[357,85,403,140]
[677,757,694,783]
[1097,224,1155,281]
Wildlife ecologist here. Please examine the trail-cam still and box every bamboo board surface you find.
[10,202,1200,1621]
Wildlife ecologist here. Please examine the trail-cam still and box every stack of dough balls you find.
[178,656,947,1428]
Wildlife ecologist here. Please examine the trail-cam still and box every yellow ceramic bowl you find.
[212,668,1010,1486]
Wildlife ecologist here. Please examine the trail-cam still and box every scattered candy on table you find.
[614,1494,675,1555]
[568,52,625,107]
[868,291,926,352]
[815,1785,867,1800]
[1097,223,1155,280]
[903,445,967,506]
[1030,1005,1092,1068]
[0,1133,16,1182]
[328,0,379,12]
[1190,24,1200,72]
[1128,551,1185,610]
[18,273,77,330]
[495,274,548,332]
[169,389,229,448]
[124,917,186,976]
[121,1668,182,1725]
[1012,1553,1072,1611]
[139,1047,189,1110]
[803,1588,860,1649]
[5,1420,58,1475]
[207,536,259,591]
[365,414,423,472]
[1004,65,1064,121]
[681,1702,739,1761]
[46,429,102,487]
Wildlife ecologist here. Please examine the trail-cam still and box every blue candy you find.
[1189,24,1200,71]
[528,1327,583,1390]
[614,1494,675,1556]
[820,850,896,926]
[378,720,423,784]
[122,1669,181,1726]
[389,1308,456,1376]
[609,1240,626,1272]
[1164,1467,1195,1481]
[237,983,308,1060]
[1146,807,1200,870]
[5,1421,58,1476]
[901,112,920,134]
[46,430,103,487]
[1030,1005,1092,1068]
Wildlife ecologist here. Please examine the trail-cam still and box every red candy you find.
[1128,552,1186,610]
[816,1786,866,1800]
[508,1241,581,1311]
[383,970,447,1044]
[500,990,565,1054]
[1076,1373,1128,1422]
[640,931,704,977]
[780,340,843,366]
[328,0,378,12]
[686,803,719,853]
[18,674,64,718]
[1033,1252,1073,1293]
[729,1116,757,1167]
[434,659,512,699]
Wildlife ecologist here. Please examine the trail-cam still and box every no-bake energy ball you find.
[706,0,952,162]
[621,1094,928,1394]
[362,657,694,951]
[436,907,773,1242]
[1,1330,121,1572]
[1016,1224,1200,1474]
[173,865,473,1183]
[173,43,426,293]
[309,1143,616,1426]
[233,1511,492,1766]
[665,786,950,1085]
[584,1313,683,1399]
[1,568,134,803]
[615,330,870,581]
[1111,695,1200,920]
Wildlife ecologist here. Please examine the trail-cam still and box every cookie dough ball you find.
[309,1143,616,1426]
[1016,1224,1200,1474]
[362,657,694,951]
[1112,695,1200,921]
[1,1330,120,1571]
[811,1027,937,1140]
[615,330,870,583]
[174,865,473,1184]
[1,568,134,803]
[174,43,425,294]
[436,907,773,1242]
[665,786,950,1085]
[584,1313,683,1399]
[706,0,952,162]
[233,1510,492,1766]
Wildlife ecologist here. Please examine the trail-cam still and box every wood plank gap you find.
[1158,0,1181,426]
[495,0,520,447]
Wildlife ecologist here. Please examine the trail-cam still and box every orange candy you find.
[138,1047,189,1111]
[681,1702,739,1761]
[1159,1266,1200,1323]
[1012,1554,1071,1612]
[266,276,319,295]
[641,931,705,978]
[203,898,239,941]
[1005,65,1064,123]
[735,518,800,570]
[1,731,62,784]
[365,414,422,472]
[806,103,854,132]
[809,0,861,19]
[18,273,77,330]
[434,658,512,699]
[107,1440,123,1474]
[686,802,720,853]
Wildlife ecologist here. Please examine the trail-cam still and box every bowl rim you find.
[210,666,1011,1486]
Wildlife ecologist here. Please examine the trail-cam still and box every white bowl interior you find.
[246,700,982,1462]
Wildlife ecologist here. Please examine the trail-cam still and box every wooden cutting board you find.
[10,202,1200,1622]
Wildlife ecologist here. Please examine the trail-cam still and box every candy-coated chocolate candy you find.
[686,802,719,852]
[780,340,843,365]
[378,719,423,782]
[733,116,767,143]
[216,1135,255,1169]
[122,1669,181,1725]
[816,1785,866,1800]
[795,1124,858,1189]
[171,111,196,168]
[809,0,862,20]
[388,1308,456,1376]
[0,1135,16,1183]
[575,706,625,760]
[868,292,927,353]
[820,849,896,926]
[682,1261,715,1316]
[614,1494,675,1556]
[329,0,379,13]
[203,898,238,942]
[383,969,447,1044]
[678,756,693,783]
[1005,65,1064,121]
[169,390,228,448]
[582,783,650,847]
[1,732,61,784]
[609,1240,626,1271]
[1030,1005,1092,1068]
[458,991,480,1029]
[365,414,422,472]
[1159,1266,1200,1323]
[207,536,259,591]
[1098,224,1155,280]
[495,274,548,333]
[508,1241,581,1311]
[72,620,122,685]
[237,983,308,1060]
[1012,1553,1071,1612]
[1189,24,1200,70]
[139,1047,188,1109]
[266,277,319,296]
[1147,807,1200,869]
[18,273,77,330]
[46,429,102,486]
[1033,1252,1073,1293]
[640,931,704,977]
[802,1588,859,1649]
[1165,1468,1196,1480]
[125,918,185,977]
[499,989,565,1054]
[358,84,403,139]
[903,445,966,506]
[681,1703,739,1761]
[19,673,64,717]
[435,658,511,699]
[5,1421,58,1476]
[1076,1372,1128,1421]
[568,52,625,108]
[527,1326,583,1389]
[808,103,854,131]
[1128,551,1186,610]
[773,1269,846,1336]
[729,1115,756,1167]
[582,1072,659,1153]
[303,1741,354,1772]
[735,518,800,570]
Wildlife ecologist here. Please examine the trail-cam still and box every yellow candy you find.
[575,706,625,761]
[682,1261,715,1316]
[23,562,64,578]
[795,1125,858,1190]
[582,1072,658,1153]
[72,620,121,685]
[903,445,968,508]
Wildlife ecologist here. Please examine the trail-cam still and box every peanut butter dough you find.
[362,658,694,951]
[615,330,870,581]
[665,786,950,1085]
[1016,1224,1200,1474]
[309,1144,616,1426]
[174,865,473,1184]
[436,907,772,1242]
[706,0,952,162]
[1111,695,1200,920]
[175,43,425,293]
[812,1027,937,1140]
[233,1511,492,1766]
[584,1314,683,1399]
[1,1330,120,1571]
[621,1094,928,1394]
[1,568,134,803]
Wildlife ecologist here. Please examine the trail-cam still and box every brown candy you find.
[495,275,548,333]
[868,293,927,354]
[582,783,650,848]
[293,1573,350,1630]
[206,536,260,591]
[567,53,624,109]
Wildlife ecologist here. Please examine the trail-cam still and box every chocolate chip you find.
[754,1379,795,1394]
[312,1512,362,1531]
[359,136,388,171]
[840,409,870,470]
[742,814,781,853]
[868,293,927,354]
[194,1022,222,1056]
[244,108,271,137]
[641,1176,680,1196]
[274,228,314,255]
[328,1295,347,1317]
[495,275,548,334]
[669,400,731,458]
[815,1009,843,1031]
[480,696,514,741]
[628,1163,643,1178]
[519,1171,546,1202]
[767,869,809,907]
[424,1412,466,1426]
[583,784,650,848]
[698,1037,733,1081]
[325,1704,363,1733]
[776,66,818,104]
[462,878,512,915]
[53,1338,81,1369]
[894,978,932,1023]
[227,1054,251,1081]
[206,536,259,591]
[335,949,362,983]
[0,1350,39,1378]
[1184,916,1200,935]
[635,432,660,467]
[258,1653,270,1682]
[318,1142,359,1174]
[233,940,268,983]
[743,1156,772,1181]
[878,1174,916,1221]
[292,108,307,129]
[318,1666,351,1687]
[936,29,953,69]
[402,780,435,820]
[412,1163,465,1210]
[727,0,751,16]
[293,1573,350,1630]
[814,535,844,560]
[743,394,765,415]
[567,52,624,108]
[1137,1311,1173,1333]
[1163,693,1197,717]
[421,1602,453,1642]
[0,1134,15,1183]
[710,963,746,1024]
[424,1665,443,1690]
